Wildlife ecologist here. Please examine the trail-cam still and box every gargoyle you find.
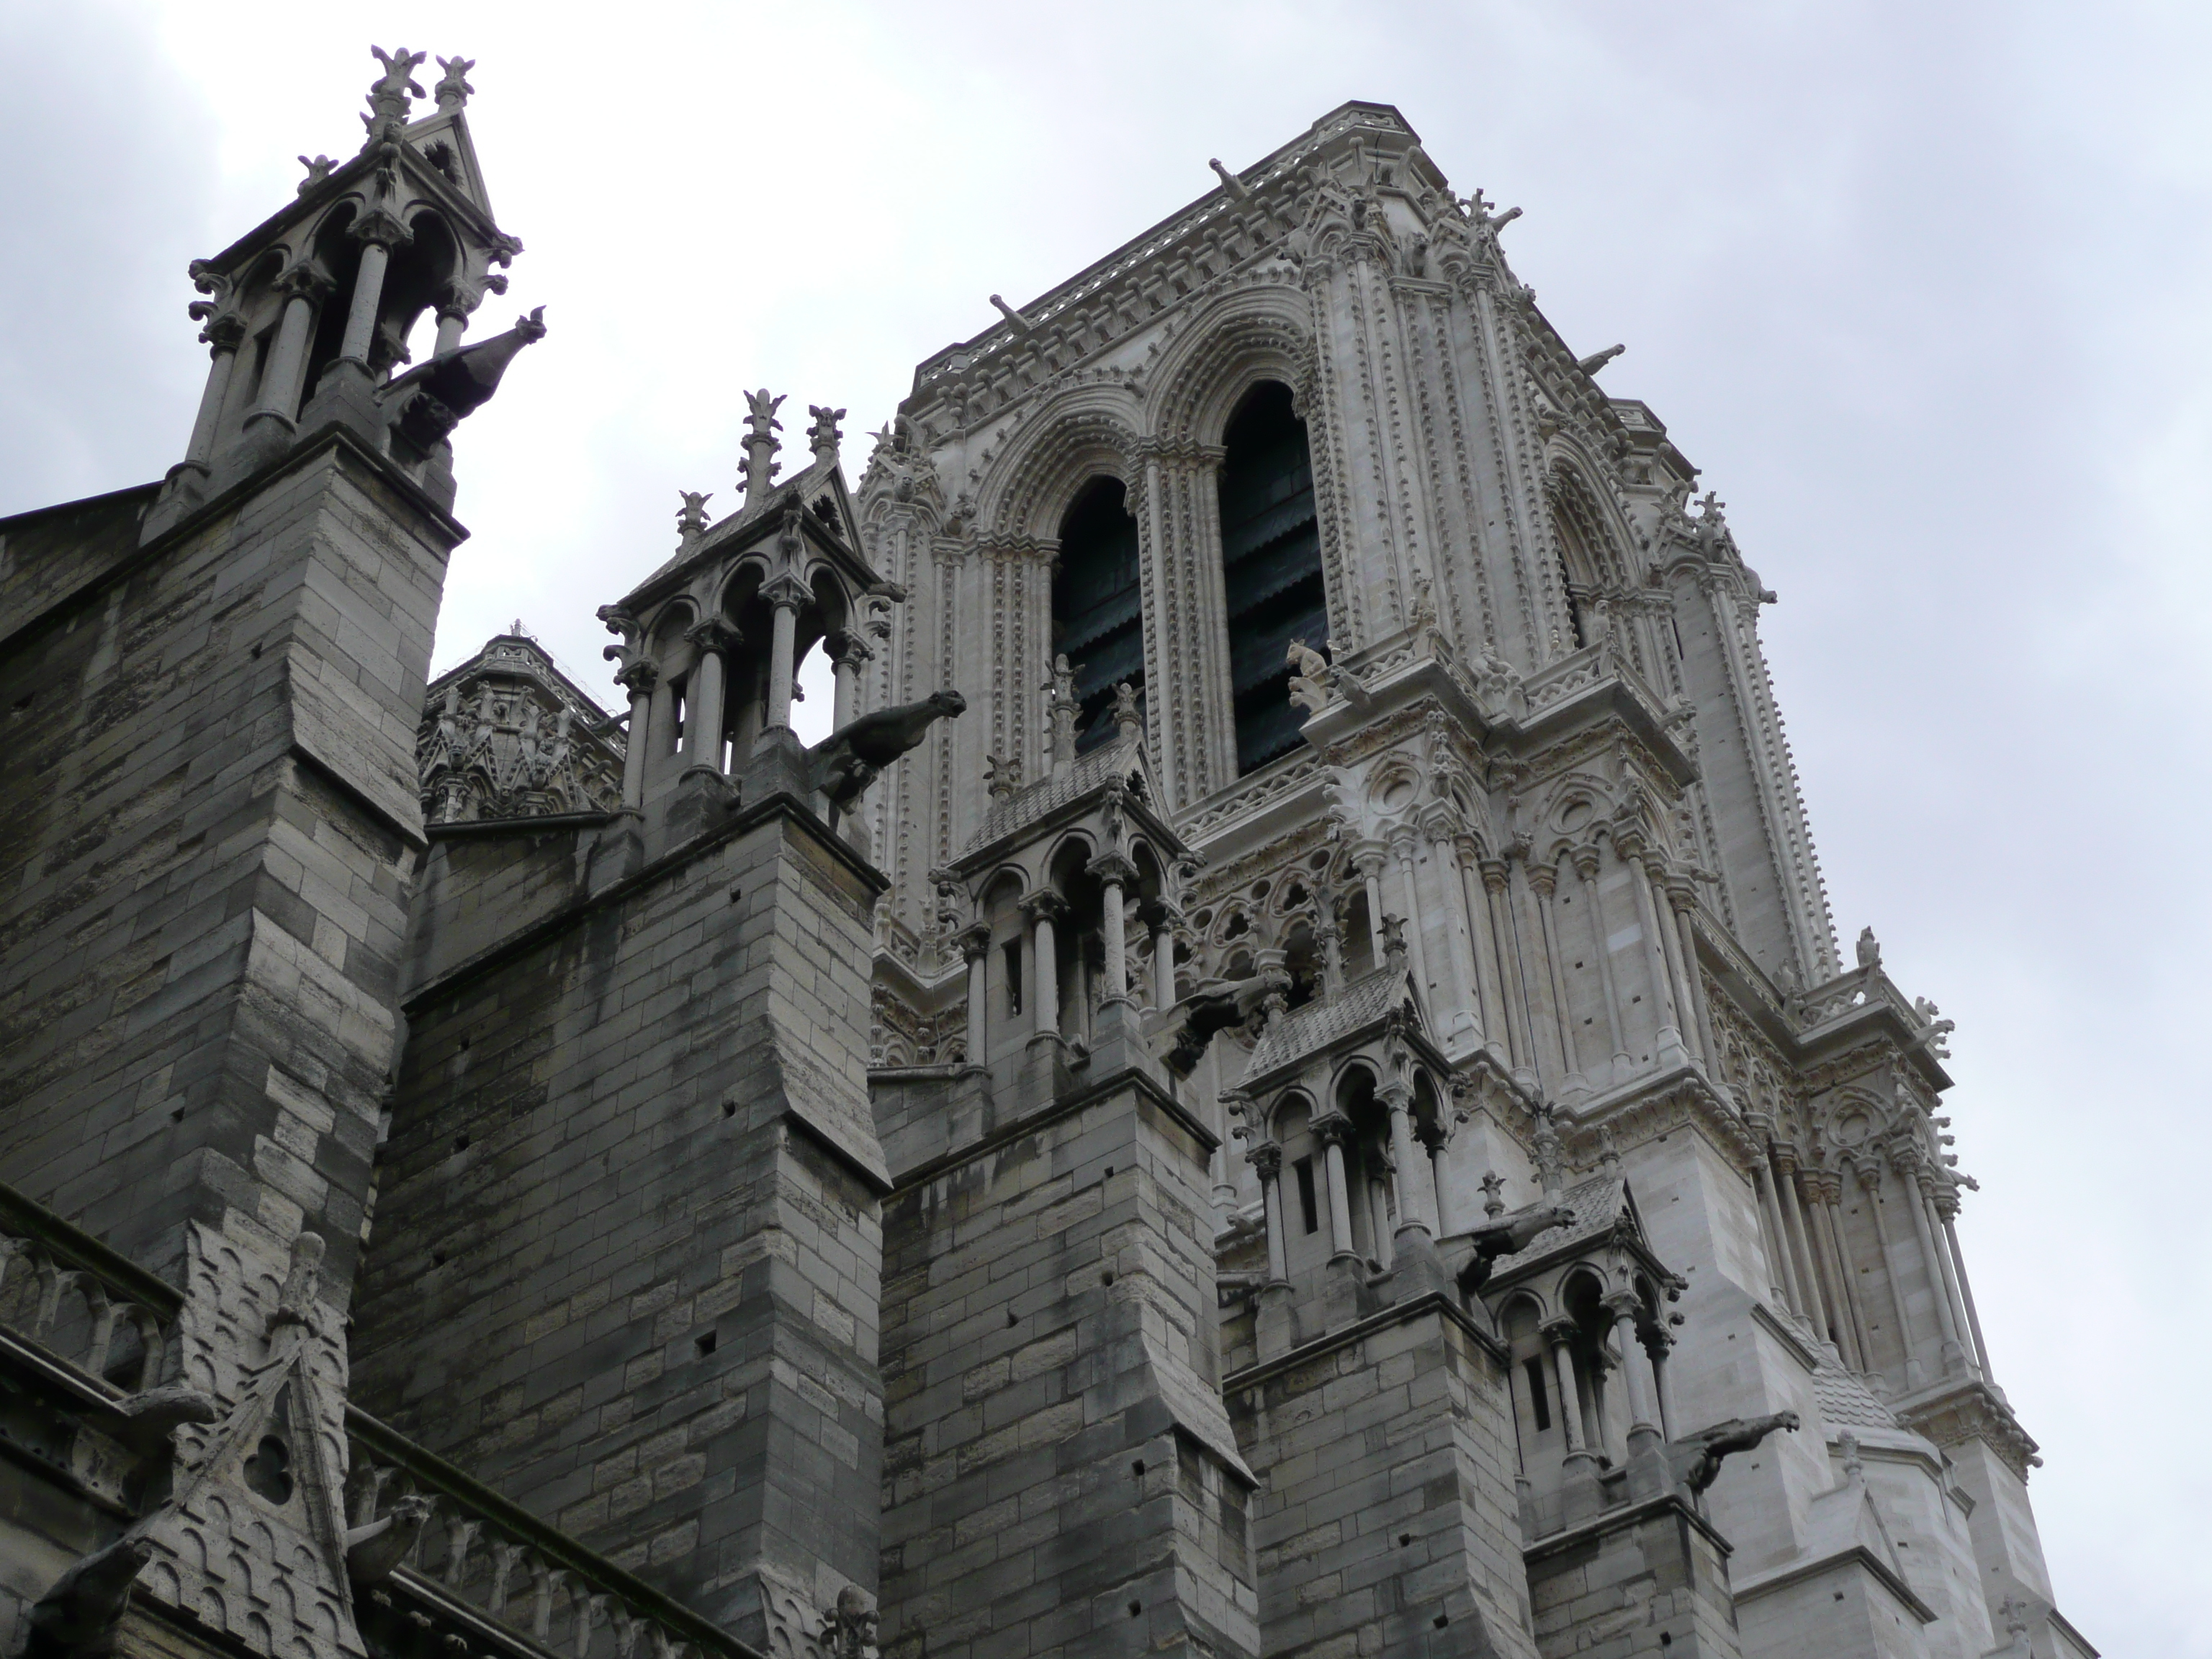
[345,1493,433,1586]
[383,309,547,454]
[808,691,966,810]
[21,1534,152,1659]
[1455,1203,1578,1293]
[1162,968,1290,1078]
[105,1384,220,1453]
[1667,1411,1800,1496]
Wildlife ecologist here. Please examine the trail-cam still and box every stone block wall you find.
[1224,1303,1539,1659]
[349,801,889,1649]
[0,433,455,1298]
[878,1067,1259,1659]
[1523,1499,1744,1659]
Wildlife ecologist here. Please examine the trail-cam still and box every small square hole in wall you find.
[454,1134,469,1152]
[696,1331,717,1358]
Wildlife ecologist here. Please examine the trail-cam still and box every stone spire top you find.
[433,55,475,114]
[363,45,427,143]
[741,389,785,505]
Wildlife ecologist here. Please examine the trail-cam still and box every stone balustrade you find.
[345,1409,770,1659]
[0,1182,181,1394]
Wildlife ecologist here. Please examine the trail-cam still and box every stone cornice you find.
[1893,1377,2041,1483]
[1560,1062,1764,1177]
[1220,1288,1508,1393]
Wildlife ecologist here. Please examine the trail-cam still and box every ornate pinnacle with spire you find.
[363,46,427,145]
[433,55,475,114]
[807,405,846,462]
[741,389,786,508]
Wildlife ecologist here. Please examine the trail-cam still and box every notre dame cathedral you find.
[0,48,2092,1659]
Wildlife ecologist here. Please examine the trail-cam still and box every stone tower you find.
[852,103,2087,1659]
[0,63,2093,1659]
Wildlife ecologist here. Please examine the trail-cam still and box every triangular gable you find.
[403,108,494,217]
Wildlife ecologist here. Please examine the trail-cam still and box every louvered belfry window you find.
[1052,477,1145,753]
[1218,382,1325,775]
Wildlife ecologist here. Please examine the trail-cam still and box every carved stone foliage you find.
[416,634,623,824]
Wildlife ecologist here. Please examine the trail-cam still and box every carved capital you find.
[687,619,741,657]
[958,924,992,964]
[1539,1317,1581,1351]
[613,660,660,697]
[824,627,874,667]
[1087,852,1138,889]
[1527,862,1560,899]
[1309,1111,1354,1151]
[275,261,336,304]
[1478,858,1511,894]
[1019,891,1067,926]
[762,571,811,612]
[1247,1141,1283,1180]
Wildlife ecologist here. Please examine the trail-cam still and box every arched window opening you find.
[1218,382,1323,775]
[1052,479,1143,753]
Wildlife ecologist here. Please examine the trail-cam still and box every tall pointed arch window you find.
[1052,477,1143,752]
[1218,382,1324,775]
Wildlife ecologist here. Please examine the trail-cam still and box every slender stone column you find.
[1462,848,1509,1058]
[1251,1143,1290,1284]
[1527,862,1583,1084]
[432,280,475,359]
[248,266,329,428]
[1310,1114,1359,1262]
[825,627,873,732]
[645,673,680,792]
[1903,1162,1967,1374]
[1922,1187,1976,1375]
[1424,819,1483,1046]
[1807,1177,1869,1370]
[1748,1148,1802,1313]
[1143,900,1180,1012]
[1353,845,1389,968]
[1645,1329,1679,1438]
[1624,847,1687,1065]
[1090,855,1134,1000]
[1382,1082,1439,1238]
[1316,912,1345,996]
[1388,830,1434,997]
[184,316,247,467]
[1605,1295,1658,1433]
[961,926,990,1069]
[1818,1171,1876,1371]
[1483,858,1536,1071]
[614,661,657,810]
[339,230,403,366]
[1571,847,1632,1080]
[1858,1159,1927,1389]
[1022,892,1064,1040]
[761,573,809,732]
[1939,1201,1995,1380]
[1771,1147,1831,1336]
[1665,877,1720,1069]
[1542,1320,1588,1458]
[684,621,738,773]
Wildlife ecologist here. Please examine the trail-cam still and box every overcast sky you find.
[5,1,2206,1650]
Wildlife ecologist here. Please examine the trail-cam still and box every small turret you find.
[144,43,541,539]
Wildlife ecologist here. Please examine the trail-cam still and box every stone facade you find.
[0,52,2092,1659]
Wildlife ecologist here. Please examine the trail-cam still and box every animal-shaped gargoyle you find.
[345,1493,434,1586]
[1455,1203,1579,1294]
[21,1535,152,1659]
[1161,966,1292,1077]
[1667,1411,1801,1496]
[807,690,966,810]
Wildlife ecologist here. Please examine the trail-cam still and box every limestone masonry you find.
[0,48,2091,1659]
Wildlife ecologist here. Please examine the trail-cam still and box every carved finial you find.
[274,1231,327,1327]
[807,405,846,460]
[1598,1126,1622,1175]
[985,753,1021,802]
[364,46,428,142]
[1111,681,1142,745]
[1855,926,1881,972]
[1379,913,1408,979]
[296,154,337,194]
[433,55,476,113]
[1532,1107,1564,1199]
[1479,1169,1507,1220]
[675,490,713,548]
[742,390,786,506]
[1838,1430,1864,1485]
[1046,656,1081,775]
